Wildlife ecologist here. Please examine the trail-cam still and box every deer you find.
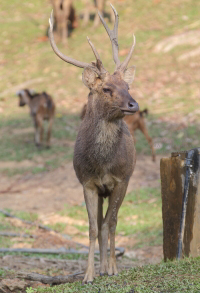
[124,109,156,162]
[81,105,156,161]
[51,0,78,43]
[17,89,55,148]
[49,4,139,284]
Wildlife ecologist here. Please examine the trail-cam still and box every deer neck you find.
[83,93,123,157]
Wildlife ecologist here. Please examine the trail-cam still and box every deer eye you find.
[103,88,112,94]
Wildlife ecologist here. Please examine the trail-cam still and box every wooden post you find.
[160,149,200,261]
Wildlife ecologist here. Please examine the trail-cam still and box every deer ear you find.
[123,66,136,85]
[82,67,97,89]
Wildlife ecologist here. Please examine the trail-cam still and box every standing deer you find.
[17,89,55,148]
[49,4,139,283]
[51,0,78,43]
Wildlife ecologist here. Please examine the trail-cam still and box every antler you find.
[119,35,136,72]
[98,4,120,68]
[48,11,102,75]
[98,4,136,72]
[87,37,107,74]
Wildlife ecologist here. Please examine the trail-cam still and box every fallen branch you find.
[0,247,89,254]
[0,232,36,238]
[0,246,124,257]
[17,271,84,285]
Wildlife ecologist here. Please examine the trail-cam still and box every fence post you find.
[160,149,200,260]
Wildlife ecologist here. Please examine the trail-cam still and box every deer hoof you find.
[82,280,93,285]
[108,273,118,277]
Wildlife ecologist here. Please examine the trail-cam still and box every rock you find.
[1,278,27,291]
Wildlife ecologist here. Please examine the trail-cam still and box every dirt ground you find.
[0,154,162,213]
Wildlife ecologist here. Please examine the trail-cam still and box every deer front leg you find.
[101,182,128,276]
[34,115,43,147]
[33,116,40,147]
[83,186,99,284]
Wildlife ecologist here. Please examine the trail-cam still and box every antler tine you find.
[87,37,107,74]
[119,34,136,72]
[98,4,120,68]
[48,10,100,73]
[87,37,101,61]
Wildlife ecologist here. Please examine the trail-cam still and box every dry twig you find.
[17,271,83,285]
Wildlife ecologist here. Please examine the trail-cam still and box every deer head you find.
[48,4,139,119]
[16,89,36,107]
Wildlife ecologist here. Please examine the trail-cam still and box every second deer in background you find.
[17,89,55,148]
[125,109,156,162]
[51,0,78,43]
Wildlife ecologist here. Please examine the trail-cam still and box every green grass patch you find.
[33,257,200,293]
[0,112,78,175]
[15,211,38,222]
[134,116,200,157]
[117,188,162,247]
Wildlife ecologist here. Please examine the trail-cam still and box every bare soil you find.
[0,154,161,212]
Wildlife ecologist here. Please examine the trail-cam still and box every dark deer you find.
[51,0,78,43]
[17,89,55,148]
[81,106,156,161]
[49,4,139,283]
[124,109,156,162]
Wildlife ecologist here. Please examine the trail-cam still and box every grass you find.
[0,112,78,175]
[31,257,200,293]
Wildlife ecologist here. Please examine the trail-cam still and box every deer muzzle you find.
[120,96,139,115]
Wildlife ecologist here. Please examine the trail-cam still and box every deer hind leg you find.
[97,196,105,275]
[93,0,104,27]
[46,117,54,148]
[82,0,90,26]
[83,186,99,284]
[100,182,128,276]
[140,126,156,162]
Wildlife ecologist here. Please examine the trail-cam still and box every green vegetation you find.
[32,257,200,293]
[0,113,78,175]
[0,0,200,175]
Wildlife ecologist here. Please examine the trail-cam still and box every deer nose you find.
[128,101,139,112]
